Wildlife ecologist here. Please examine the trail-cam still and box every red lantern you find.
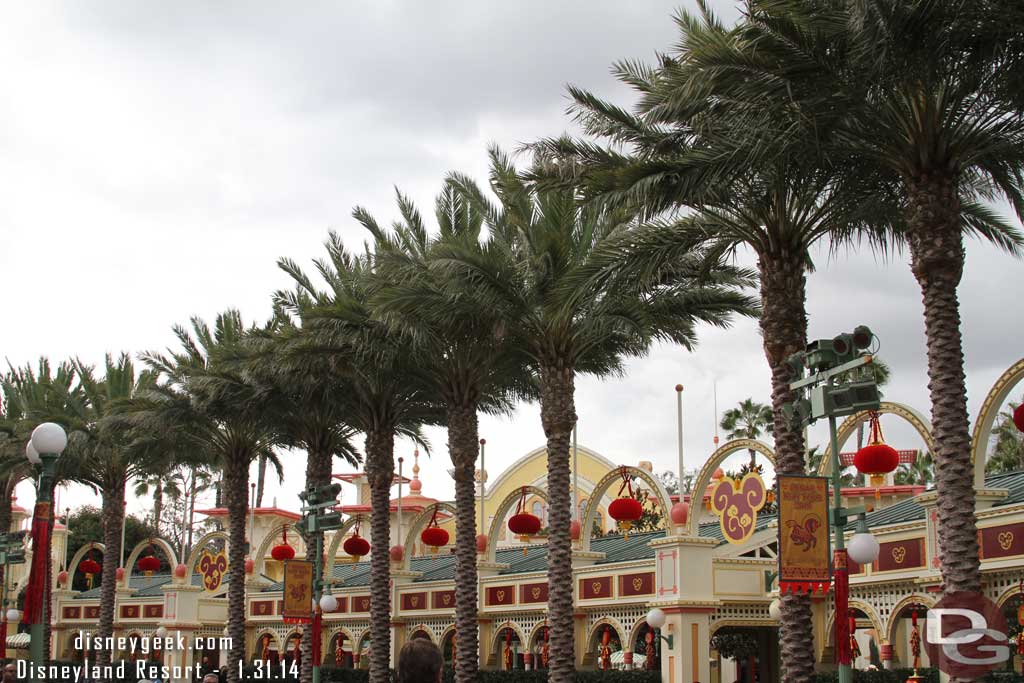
[244,558,255,575]
[390,545,405,562]
[174,563,188,579]
[569,520,581,541]
[80,555,101,589]
[115,567,125,581]
[272,525,296,562]
[508,487,542,555]
[608,468,644,540]
[421,508,449,553]
[475,534,488,553]
[853,413,899,499]
[1014,403,1024,433]
[138,547,161,577]
[343,523,370,561]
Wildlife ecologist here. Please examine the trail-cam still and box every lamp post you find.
[26,422,67,667]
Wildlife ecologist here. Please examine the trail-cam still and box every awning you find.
[6,632,30,649]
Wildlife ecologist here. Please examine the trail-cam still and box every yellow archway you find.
[401,502,458,570]
[686,439,776,537]
[971,358,1024,487]
[123,537,178,584]
[485,486,548,564]
[183,531,230,585]
[581,466,673,550]
[816,402,934,476]
[885,594,935,646]
[67,541,106,586]
[253,522,307,578]
[822,599,885,651]
[324,514,369,580]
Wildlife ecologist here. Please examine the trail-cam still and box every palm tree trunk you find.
[223,452,250,683]
[906,174,979,595]
[758,254,813,683]
[365,428,395,683]
[186,468,197,559]
[447,404,480,683]
[540,364,577,683]
[256,454,268,508]
[300,446,333,683]
[153,481,163,531]
[95,482,126,668]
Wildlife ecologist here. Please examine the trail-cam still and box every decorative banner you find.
[198,549,228,592]
[778,475,831,593]
[709,472,768,544]
[282,560,313,624]
[22,502,51,625]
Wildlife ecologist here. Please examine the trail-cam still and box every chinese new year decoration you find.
[138,544,161,577]
[282,560,313,624]
[1017,580,1024,655]
[508,487,541,555]
[541,621,550,669]
[709,471,767,544]
[608,467,643,540]
[778,475,831,594]
[343,522,370,561]
[503,628,513,671]
[853,412,899,500]
[79,554,101,589]
[599,626,612,670]
[272,526,296,562]
[198,549,228,592]
[1013,403,1024,432]
[907,605,924,683]
[421,508,449,553]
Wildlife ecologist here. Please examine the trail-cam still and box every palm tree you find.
[357,184,533,683]
[446,148,757,681]
[134,471,173,530]
[895,452,935,487]
[276,237,439,683]
[987,400,1024,474]
[140,311,281,683]
[720,398,773,466]
[69,353,182,668]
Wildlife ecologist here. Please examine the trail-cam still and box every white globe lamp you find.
[320,594,339,613]
[646,607,667,630]
[155,626,168,639]
[25,442,41,465]
[848,532,880,565]
[768,599,782,621]
[6,609,20,622]
[31,422,68,455]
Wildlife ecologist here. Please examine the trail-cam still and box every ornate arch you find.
[67,542,106,585]
[628,618,654,649]
[123,537,178,584]
[485,487,547,563]
[253,522,307,578]
[823,599,885,646]
[527,621,549,649]
[816,402,934,476]
[490,621,527,650]
[709,618,776,636]
[885,594,935,645]
[327,625,355,645]
[400,502,458,570]
[971,358,1024,487]
[324,514,369,579]
[183,531,230,584]
[407,624,439,643]
[252,629,281,656]
[581,466,674,550]
[686,440,776,537]
[587,617,627,648]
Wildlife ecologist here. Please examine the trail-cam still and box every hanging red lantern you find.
[138,546,161,577]
[343,522,370,561]
[79,555,101,589]
[853,412,899,499]
[421,508,449,553]
[608,467,644,540]
[272,525,296,562]
[508,487,542,555]
[1014,403,1024,433]
[569,520,581,541]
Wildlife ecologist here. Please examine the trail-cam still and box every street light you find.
[847,519,880,565]
[768,599,782,621]
[25,422,67,668]
[645,608,674,648]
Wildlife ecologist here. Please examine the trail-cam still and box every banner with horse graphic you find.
[778,475,831,593]
[282,560,313,624]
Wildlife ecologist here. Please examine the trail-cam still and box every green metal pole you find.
[312,525,322,683]
[828,414,851,683]
[30,454,57,668]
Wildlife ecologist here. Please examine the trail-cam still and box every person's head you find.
[398,638,443,683]
[3,662,15,683]
[202,673,219,683]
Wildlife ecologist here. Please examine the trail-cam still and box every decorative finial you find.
[410,450,422,493]
[480,438,486,445]
[675,384,683,392]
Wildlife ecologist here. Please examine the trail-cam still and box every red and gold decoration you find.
[834,550,852,665]
[343,521,370,561]
[508,487,542,554]
[23,502,53,623]
[272,526,296,562]
[503,628,513,671]
[137,544,161,577]
[709,471,767,544]
[853,412,900,500]
[600,626,612,670]
[79,553,102,590]
[1017,580,1024,656]
[542,621,550,669]
[778,475,831,593]
[1013,403,1024,433]
[420,508,449,553]
[608,467,643,540]
[907,604,923,682]
[282,560,313,624]
[198,548,228,592]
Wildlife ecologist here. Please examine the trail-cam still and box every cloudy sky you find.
[3,2,1022,519]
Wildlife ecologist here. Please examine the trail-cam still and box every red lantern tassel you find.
[833,549,851,666]
[22,502,52,625]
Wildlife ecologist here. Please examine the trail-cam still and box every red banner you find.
[23,502,51,624]
[778,475,831,594]
[833,550,851,665]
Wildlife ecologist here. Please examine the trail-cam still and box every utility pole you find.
[298,483,343,683]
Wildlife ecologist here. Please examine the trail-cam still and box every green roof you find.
[865,469,1024,529]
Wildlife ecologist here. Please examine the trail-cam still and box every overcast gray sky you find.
[3,2,1022,519]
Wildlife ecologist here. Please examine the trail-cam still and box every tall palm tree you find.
[140,311,281,683]
[447,148,757,681]
[358,184,533,683]
[895,452,935,487]
[720,398,773,466]
[69,353,181,668]
[276,237,439,683]
[134,470,174,530]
